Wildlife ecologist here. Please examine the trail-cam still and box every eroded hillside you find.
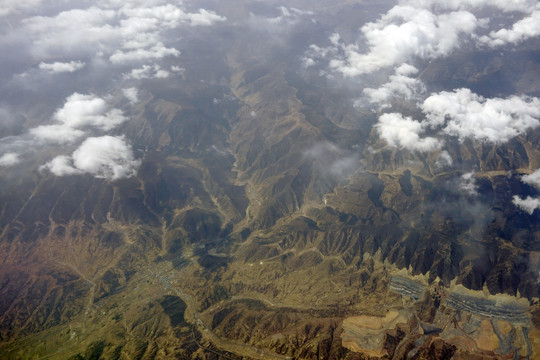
[1,1,540,359]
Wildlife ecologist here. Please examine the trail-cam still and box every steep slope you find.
[0,2,540,359]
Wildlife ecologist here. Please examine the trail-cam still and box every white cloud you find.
[0,0,43,17]
[510,167,540,214]
[374,88,540,153]
[304,1,540,153]
[118,4,225,27]
[459,172,478,196]
[38,61,86,73]
[267,6,313,24]
[512,168,540,214]
[479,6,540,47]
[400,0,538,13]
[0,152,21,167]
[362,64,425,106]
[72,136,140,179]
[435,150,453,168]
[123,64,171,80]
[318,0,539,77]
[513,195,540,214]
[521,169,540,188]
[109,43,180,64]
[20,1,225,63]
[171,65,184,73]
[422,89,540,143]
[248,5,313,30]
[1,92,133,173]
[376,113,442,152]
[42,136,140,180]
[123,87,139,104]
[330,6,479,76]
[182,8,226,26]
[22,6,119,59]
[30,93,127,144]
[54,93,127,131]
[301,42,339,70]
[301,56,316,68]
[40,155,82,176]
[30,124,86,144]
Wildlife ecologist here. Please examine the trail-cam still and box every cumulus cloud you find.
[435,150,453,168]
[422,88,540,143]
[329,6,479,76]
[459,172,478,196]
[375,88,540,152]
[38,61,86,73]
[301,57,316,68]
[400,0,537,13]
[54,93,127,131]
[22,6,119,59]
[301,36,340,70]
[479,6,540,47]
[0,0,43,17]
[182,8,226,26]
[248,5,314,32]
[41,136,140,180]
[41,155,82,176]
[30,93,127,144]
[30,125,86,144]
[57,93,124,128]
[266,6,313,24]
[109,44,180,64]
[362,64,425,106]
[123,64,172,80]
[123,87,139,104]
[0,93,135,175]
[20,1,226,63]
[302,1,540,153]
[376,113,442,152]
[314,0,539,77]
[0,152,21,167]
[513,168,540,214]
[521,169,540,188]
[513,195,540,214]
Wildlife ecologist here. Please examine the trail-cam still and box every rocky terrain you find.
[0,1,540,359]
